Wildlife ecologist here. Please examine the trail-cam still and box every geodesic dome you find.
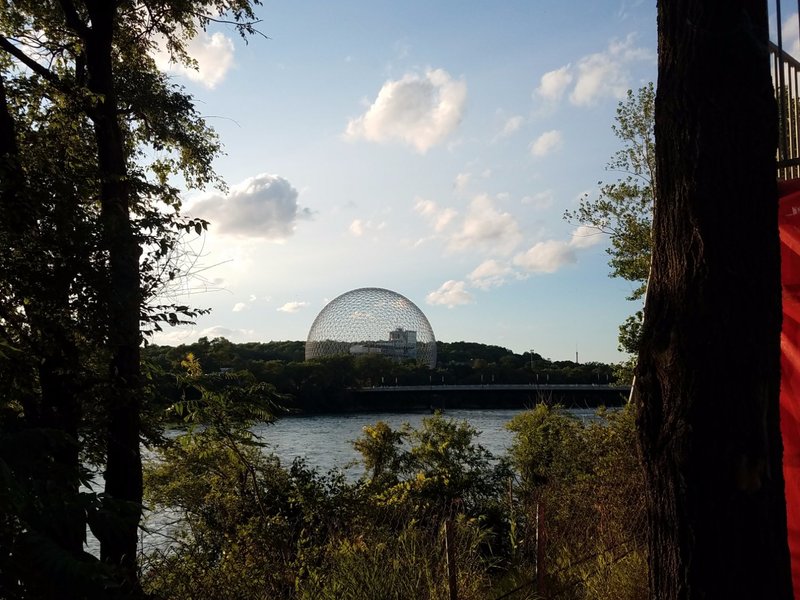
[305,287,437,368]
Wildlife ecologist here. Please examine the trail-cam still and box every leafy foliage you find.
[0,0,264,591]
[564,83,655,358]
[142,404,646,599]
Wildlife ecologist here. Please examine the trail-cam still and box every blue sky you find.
[150,0,658,363]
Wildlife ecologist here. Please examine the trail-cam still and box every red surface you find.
[780,185,800,598]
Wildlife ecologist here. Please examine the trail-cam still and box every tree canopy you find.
[565,83,655,356]
[0,1,262,594]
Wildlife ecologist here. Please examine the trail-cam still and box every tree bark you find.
[82,1,143,580]
[635,1,792,598]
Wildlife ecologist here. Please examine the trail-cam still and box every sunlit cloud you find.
[513,225,606,274]
[468,259,512,290]
[448,194,522,255]
[497,115,524,138]
[569,224,604,249]
[513,240,576,273]
[530,130,563,158]
[344,68,467,153]
[277,301,309,313]
[426,280,474,307]
[414,197,458,233]
[535,35,653,108]
[152,30,235,89]
[536,65,573,103]
[191,173,311,241]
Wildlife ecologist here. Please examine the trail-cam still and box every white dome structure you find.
[305,287,437,368]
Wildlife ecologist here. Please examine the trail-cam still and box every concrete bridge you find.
[349,383,631,411]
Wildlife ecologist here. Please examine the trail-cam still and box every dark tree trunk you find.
[635,1,792,598]
[82,1,143,581]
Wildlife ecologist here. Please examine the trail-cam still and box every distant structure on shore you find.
[305,287,437,368]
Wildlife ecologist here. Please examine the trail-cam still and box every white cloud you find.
[536,65,573,102]
[191,173,311,240]
[277,301,309,313]
[569,224,604,249]
[534,35,653,109]
[414,197,458,233]
[198,326,254,340]
[454,172,471,192]
[783,13,800,58]
[530,130,563,158]
[426,280,474,308]
[153,30,235,89]
[449,194,522,255]
[468,259,512,290]
[349,219,365,237]
[513,240,576,273]
[248,294,257,302]
[348,218,387,237]
[344,68,467,153]
[521,190,554,210]
[498,115,524,138]
[232,302,247,312]
[512,225,606,275]
[570,34,653,106]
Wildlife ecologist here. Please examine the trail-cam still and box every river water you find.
[89,407,600,556]
[256,407,598,476]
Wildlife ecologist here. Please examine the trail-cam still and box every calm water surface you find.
[254,407,598,476]
[88,407,599,555]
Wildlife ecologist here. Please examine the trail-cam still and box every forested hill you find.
[143,337,624,412]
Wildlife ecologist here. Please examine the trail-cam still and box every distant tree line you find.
[143,337,621,413]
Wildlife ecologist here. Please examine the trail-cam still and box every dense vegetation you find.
[142,338,623,412]
[139,363,646,600]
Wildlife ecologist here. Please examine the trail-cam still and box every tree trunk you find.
[83,2,143,581]
[635,1,792,598]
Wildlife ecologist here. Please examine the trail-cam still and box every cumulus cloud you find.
[277,301,309,313]
[530,130,563,158]
[514,225,606,274]
[191,173,311,240]
[513,240,577,273]
[536,65,573,103]
[569,224,604,248]
[498,115,524,138]
[570,35,652,105]
[344,68,467,153]
[449,194,522,255]
[414,197,458,233]
[152,30,235,89]
[535,35,653,108]
[426,280,474,308]
[232,302,247,312]
[468,259,512,290]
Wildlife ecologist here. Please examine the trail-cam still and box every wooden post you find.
[445,519,458,600]
[535,500,546,597]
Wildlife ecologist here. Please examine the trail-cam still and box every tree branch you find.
[58,0,90,37]
[0,37,62,87]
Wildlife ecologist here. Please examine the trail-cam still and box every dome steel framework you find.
[305,287,437,368]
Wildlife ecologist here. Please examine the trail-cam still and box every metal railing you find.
[772,0,800,179]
